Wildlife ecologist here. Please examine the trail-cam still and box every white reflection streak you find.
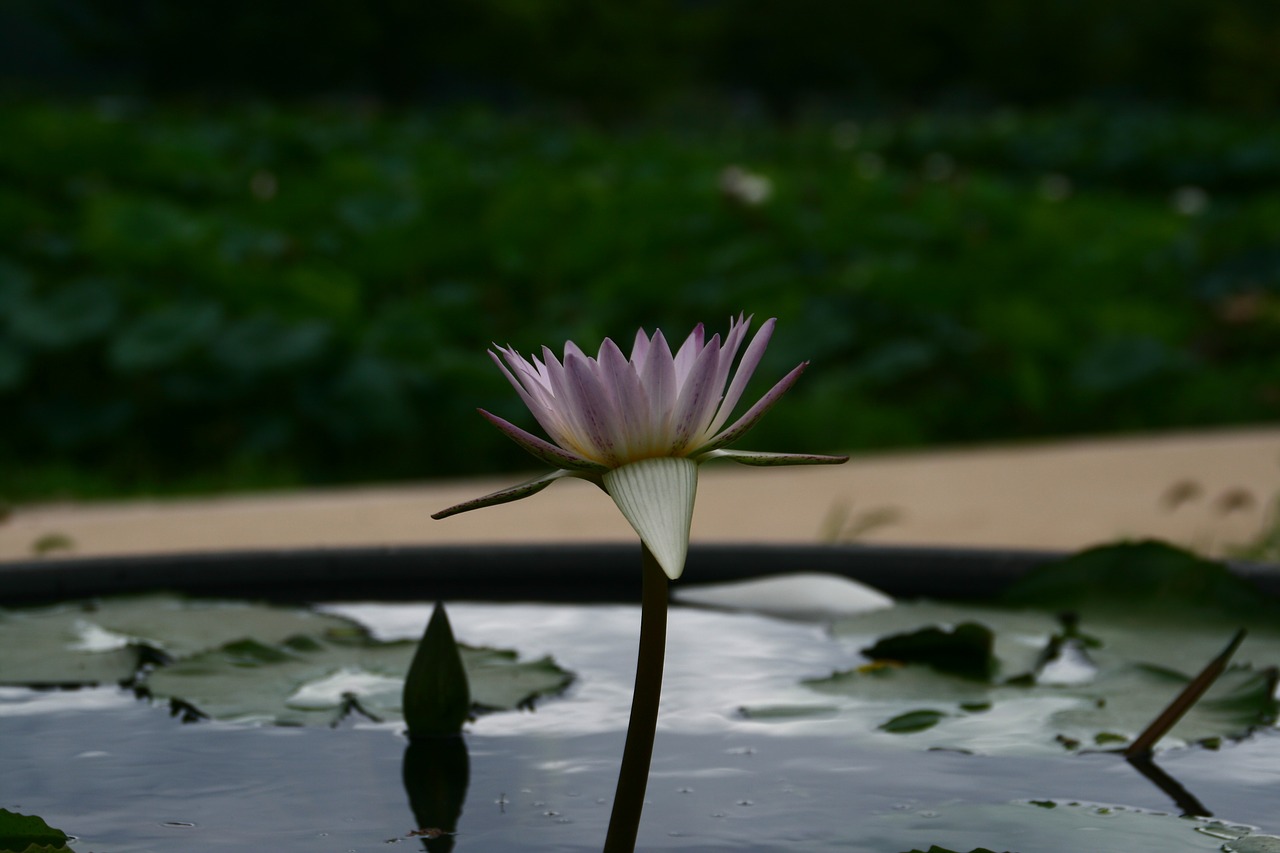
[323,602,854,737]
[0,686,137,716]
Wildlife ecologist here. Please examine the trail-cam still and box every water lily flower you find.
[433,315,847,579]
[718,165,773,207]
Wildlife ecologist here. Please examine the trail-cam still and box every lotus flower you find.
[433,315,847,578]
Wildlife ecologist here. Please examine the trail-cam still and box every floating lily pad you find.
[1047,663,1276,748]
[750,589,1280,753]
[830,601,1061,685]
[1225,835,1280,853]
[0,595,366,685]
[880,708,949,733]
[143,632,572,726]
[864,622,996,680]
[863,800,1260,853]
[1001,541,1280,624]
[0,809,73,852]
[806,660,993,705]
[0,595,574,727]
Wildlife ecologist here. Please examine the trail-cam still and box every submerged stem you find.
[603,544,669,853]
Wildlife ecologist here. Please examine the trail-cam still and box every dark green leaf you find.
[1001,541,1280,623]
[881,709,948,733]
[108,303,222,372]
[864,623,995,680]
[8,280,118,350]
[0,809,72,852]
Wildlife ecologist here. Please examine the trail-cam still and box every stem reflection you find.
[403,735,470,851]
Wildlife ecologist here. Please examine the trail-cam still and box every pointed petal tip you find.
[477,408,607,472]
[431,470,574,520]
[701,449,849,466]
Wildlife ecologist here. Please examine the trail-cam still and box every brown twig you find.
[1124,628,1247,758]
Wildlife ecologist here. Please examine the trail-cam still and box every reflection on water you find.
[403,736,469,852]
[3,602,1280,851]
[1127,753,1211,818]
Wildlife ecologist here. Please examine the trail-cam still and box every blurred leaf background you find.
[1,0,1279,500]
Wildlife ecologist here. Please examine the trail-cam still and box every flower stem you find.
[603,543,669,853]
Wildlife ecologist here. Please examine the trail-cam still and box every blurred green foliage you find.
[1,100,1278,500]
[17,0,1280,115]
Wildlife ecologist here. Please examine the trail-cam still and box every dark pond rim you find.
[2,541,1279,605]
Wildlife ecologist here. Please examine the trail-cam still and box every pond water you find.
[5,601,1280,852]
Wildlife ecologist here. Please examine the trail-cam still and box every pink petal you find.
[630,327,651,365]
[672,322,705,385]
[693,360,807,454]
[540,345,597,454]
[479,409,607,472]
[489,350,573,451]
[639,328,677,439]
[708,314,752,405]
[668,338,723,451]
[598,337,648,457]
[706,317,775,437]
[563,351,621,465]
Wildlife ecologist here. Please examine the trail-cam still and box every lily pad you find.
[864,622,996,680]
[143,632,572,726]
[1001,541,1280,624]
[0,595,574,727]
[1044,662,1275,748]
[0,595,366,685]
[860,800,1260,853]
[0,809,73,852]
[1225,836,1280,853]
[751,594,1280,753]
[880,708,949,733]
[830,600,1058,680]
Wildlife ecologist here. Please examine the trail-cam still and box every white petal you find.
[602,457,699,580]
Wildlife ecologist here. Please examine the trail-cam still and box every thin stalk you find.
[1125,629,1246,758]
[603,544,669,853]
